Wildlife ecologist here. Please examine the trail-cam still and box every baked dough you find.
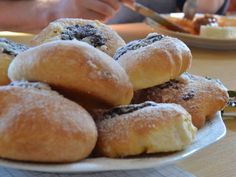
[0,81,97,162]
[31,18,125,57]
[114,33,192,90]
[8,40,133,110]
[132,73,229,128]
[95,101,197,158]
[0,38,28,85]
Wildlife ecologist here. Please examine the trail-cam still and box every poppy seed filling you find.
[61,24,107,47]
[103,101,157,119]
[9,81,51,90]
[0,38,28,56]
[114,34,164,60]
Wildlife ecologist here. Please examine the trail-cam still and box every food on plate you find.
[31,18,125,57]
[0,38,28,85]
[164,14,236,39]
[200,26,236,39]
[113,33,192,90]
[8,40,133,110]
[0,81,97,162]
[164,16,195,34]
[0,16,228,164]
[95,101,197,158]
[193,14,219,34]
[132,73,229,128]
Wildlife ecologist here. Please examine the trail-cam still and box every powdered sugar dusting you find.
[98,102,191,142]
[0,86,96,135]
[97,102,196,157]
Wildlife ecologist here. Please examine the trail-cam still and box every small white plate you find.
[145,13,236,50]
[0,112,226,173]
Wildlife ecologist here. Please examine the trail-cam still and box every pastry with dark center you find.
[95,101,197,158]
[31,18,125,57]
[61,24,106,47]
[114,34,164,60]
[0,38,28,85]
[114,33,192,90]
[132,73,229,128]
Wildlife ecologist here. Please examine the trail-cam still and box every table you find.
[111,23,236,177]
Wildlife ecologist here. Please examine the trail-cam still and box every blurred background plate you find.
[145,13,236,50]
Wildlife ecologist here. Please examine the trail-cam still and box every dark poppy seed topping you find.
[114,33,164,60]
[182,90,195,101]
[103,101,157,119]
[0,38,29,56]
[61,24,107,47]
[9,81,51,90]
[158,80,180,90]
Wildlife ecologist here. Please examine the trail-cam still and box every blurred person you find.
[108,0,229,24]
[0,0,134,32]
[228,0,236,13]
[0,0,229,32]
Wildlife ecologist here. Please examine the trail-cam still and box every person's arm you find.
[196,0,226,13]
[0,0,134,33]
[179,0,229,14]
[0,0,53,32]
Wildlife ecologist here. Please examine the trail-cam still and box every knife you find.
[222,90,236,119]
[124,2,189,33]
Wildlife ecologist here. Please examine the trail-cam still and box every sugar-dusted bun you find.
[114,33,192,90]
[95,101,197,158]
[8,40,133,110]
[31,18,125,57]
[0,81,97,162]
[132,73,229,128]
[0,38,28,85]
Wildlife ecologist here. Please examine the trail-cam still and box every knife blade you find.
[222,90,236,119]
[124,2,189,33]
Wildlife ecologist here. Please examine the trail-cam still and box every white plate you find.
[0,112,226,173]
[145,13,236,50]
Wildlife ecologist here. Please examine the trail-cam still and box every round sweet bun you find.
[114,33,192,90]
[31,18,126,57]
[95,101,197,158]
[0,81,97,162]
[8,40,133,110]
[0,38,28,85]
[132,73,229,128]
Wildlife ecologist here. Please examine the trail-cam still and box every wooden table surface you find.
[111,23,236,177]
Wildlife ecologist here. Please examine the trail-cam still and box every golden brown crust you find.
[132,73,229,128]
[8,40,133,110]
[0,53,13,85]
[31,18,126,57]
[114,33,192,90]
[0,83,97,162]
[95,101,197,158]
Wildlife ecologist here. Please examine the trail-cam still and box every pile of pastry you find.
[0,18,229,163]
